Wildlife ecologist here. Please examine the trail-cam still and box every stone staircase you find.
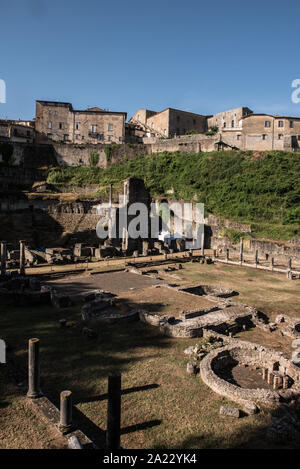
[129,119,167,139]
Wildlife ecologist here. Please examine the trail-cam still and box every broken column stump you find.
[59,390,73,433]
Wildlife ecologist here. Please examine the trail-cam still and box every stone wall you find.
[8,141,150,168]
[200,334,300,407]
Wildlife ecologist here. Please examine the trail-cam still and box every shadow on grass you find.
[75,383,160,404]
[121,419,162,435]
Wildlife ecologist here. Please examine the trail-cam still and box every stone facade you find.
[130,107,207,138]
[0,120,34,145]
[35,101,127,145]
[207,106,253,132]
[208,109,300,152]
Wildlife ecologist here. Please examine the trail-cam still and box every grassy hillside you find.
[47,150,300,240]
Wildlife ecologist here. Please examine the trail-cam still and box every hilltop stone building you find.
[0,120,34,144]
[129,105,300,152]
[1,99,300,153]
[35,101,127,144]
[208,107,300,152]
[207,106,253,131]
[129,107,208,139]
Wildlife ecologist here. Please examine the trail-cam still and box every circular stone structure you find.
[200,339,300,407]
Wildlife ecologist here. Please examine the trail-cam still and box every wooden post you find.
[106,371,121,450]
[27,338,42,398]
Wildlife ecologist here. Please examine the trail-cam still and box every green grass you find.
[2,263,300,448]
[47,150,300,240]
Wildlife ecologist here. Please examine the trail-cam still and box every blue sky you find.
[0,0,300,120]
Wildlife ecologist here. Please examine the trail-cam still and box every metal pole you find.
[27,338,42,398]
[106,371,121,450]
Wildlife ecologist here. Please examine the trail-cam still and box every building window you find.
[290,120,294,128]
[97,134,104,141]
[177,116,180,122]
[223,122,226,128]
[193,119,196,125]
[278,120,284,128]
[75,134,80,140]
[108,123,113,131]
[64,134,69,141]
[59,122,63,129]
[231,120,235,128]
[264,121,271,128]
[262,134,266,140]
[26,130,30,137]
[75,122,80,130]
[237,134,241,140]
[47,121,52,129]
[108,135,112,141]
[278,134,283,140]
[91,125,97,133]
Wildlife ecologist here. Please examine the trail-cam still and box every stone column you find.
[273,375,282,390]
[1,241,7,276]
[239,238,244,264]
[19,240,26,276]
[262,368,268,381]
[201,226,205,256]
[106,371,121,450]
[59,390,72,433]
[283,376,290,389]
[122,228,128,252]
[109,184,113,206]
[142,240,149,257]
[267,371,274,386]
[27,338,42,398]
[226,249,229,262]
[286,270,293,280]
